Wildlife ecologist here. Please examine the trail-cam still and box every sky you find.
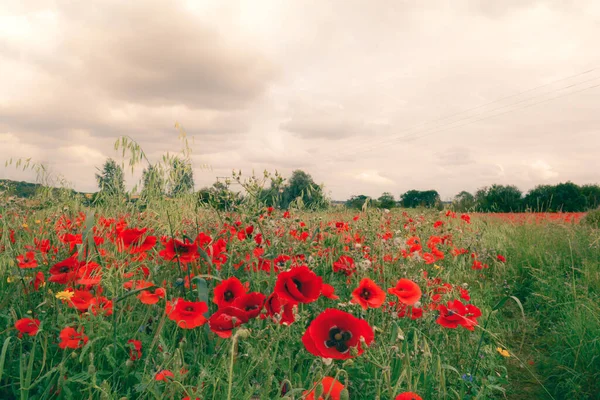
[1,0,599,201]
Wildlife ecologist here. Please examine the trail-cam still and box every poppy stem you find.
[469,310,494,379]
[226,333,239,400]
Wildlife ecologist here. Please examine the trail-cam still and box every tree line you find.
[8,156,600,213]
[346,182,600,212]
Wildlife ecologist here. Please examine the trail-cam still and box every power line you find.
[308,67,599,161]
[335,81,600,159]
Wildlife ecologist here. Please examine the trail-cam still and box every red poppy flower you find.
[303,376,345,400]
[274,266,322,304]
[397,303,423,320]
[127,339,142,360]
[207,238,228,269]
[90,296,113,316]
[166,298,208,329]
[395,392,423,400]
[34,238,51,253]
[155,370,174,381]
[232,292,265,319]
[117,228,157,253]
[321,283,339,300]
[32,271,45,291]
[15,318,40,337]
[264,292,296,325]
[16,252,37,269]
[387,279,422,306]
[139,286,166,305]
[194,232,212,248]
[59,327,88,349]
[75,261,102,286]
[332,255,356,276]
[159,238,199,263]
[471,260,488,270]
[436,299,481,331]
[69,290,95,312]
[351,278,386,310]
[49,255,85,284]
[497,254,506,262]
[302,309,374,360]
[422,252,435,264]
[406,237,422,253]
[213,277,247,308]
[60,233,82,252]
[273,254,291,270]
[208,306,249,338]
[461,214,471,224]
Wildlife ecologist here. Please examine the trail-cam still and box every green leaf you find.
[0,337,12,383]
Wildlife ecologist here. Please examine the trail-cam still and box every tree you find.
[167,157,194,197]
[523,184,555,211]
[524,182,590,212]
[95,158,125,196]
[281,170,328,210]
[140,165,165,200]
[197,181,243,211]
[581,184,600,210]
[346,195,372,210]
[377,192,396,209]
[452,191,475,212]
[400,190,440,208]
[475,184,522,212]
[552,182,586,212]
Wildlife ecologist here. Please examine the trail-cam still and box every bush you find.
[582,208,600,228]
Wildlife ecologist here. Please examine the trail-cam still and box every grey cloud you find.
[435,147,475,166]
[56,1,276,110]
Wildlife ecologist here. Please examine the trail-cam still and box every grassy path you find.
[484,222,600,399]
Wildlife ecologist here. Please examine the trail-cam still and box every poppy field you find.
[1,198,599,399]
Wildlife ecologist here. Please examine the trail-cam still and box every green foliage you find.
[580,184,600,210]
[452,191,475,212]
[140,165,166,201]
[280,170,328,210]
[0,179,40,198]
[475,184,523,212]
[523,182,596,212]
[95,158,125,197]
[197,181,243,211]
[345,195,372,210]
[167,157,194,197]
[377,192,396,209]
[582,208,600,228]
[399,190,440,208]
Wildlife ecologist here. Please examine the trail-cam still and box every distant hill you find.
[0,179,91,199]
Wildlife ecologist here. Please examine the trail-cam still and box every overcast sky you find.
[1,0,599,201]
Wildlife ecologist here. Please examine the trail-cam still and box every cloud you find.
[353,171,395,186]
[436,147,475,167]
[528,159,558,180]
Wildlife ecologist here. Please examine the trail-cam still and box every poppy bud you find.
[314,383,323,399]
[87,365,96,375]
[70,352,78,359]
[125,359,134,368]
[340,388,350,400]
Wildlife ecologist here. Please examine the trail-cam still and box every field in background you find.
[0,196,599,399]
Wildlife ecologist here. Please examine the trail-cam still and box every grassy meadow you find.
[0,190,599,400]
